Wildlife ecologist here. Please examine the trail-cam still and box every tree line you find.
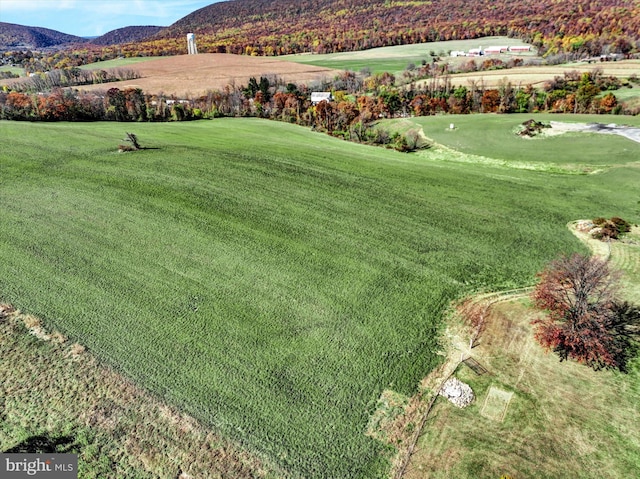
[6,67,139,93]
[2,65,635,127]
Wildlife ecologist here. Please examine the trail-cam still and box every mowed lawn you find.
[412,113,640,168]
[1,118,638,478]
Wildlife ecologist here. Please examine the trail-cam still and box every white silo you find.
[187,33,198,55]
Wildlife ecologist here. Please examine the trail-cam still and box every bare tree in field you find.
[531,254,639,372]
[456,298,490,349]
[119,132,142,152]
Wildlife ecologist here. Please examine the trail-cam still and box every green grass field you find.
[402,113,640,172]
[282,36,535,75]
[0,65,24,77]
[1,116,639,478]
[609,84,640,108]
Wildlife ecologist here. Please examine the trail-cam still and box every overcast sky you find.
[0,0,224,37]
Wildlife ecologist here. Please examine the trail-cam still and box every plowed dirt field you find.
[77,53,340,97]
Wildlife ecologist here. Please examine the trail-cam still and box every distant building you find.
[311,92,333,104]
[484,46,509,55]
[508,46,531,52]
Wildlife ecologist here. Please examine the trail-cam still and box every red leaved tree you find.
[531,253,638,371]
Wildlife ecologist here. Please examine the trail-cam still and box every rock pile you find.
[439,377,475,408]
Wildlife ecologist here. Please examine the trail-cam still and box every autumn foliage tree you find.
[531,254,639,372]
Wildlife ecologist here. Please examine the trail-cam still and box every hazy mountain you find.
[0,22,85,49]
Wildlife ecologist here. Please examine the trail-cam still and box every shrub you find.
[610,217,631,234]
[591,216,631,240]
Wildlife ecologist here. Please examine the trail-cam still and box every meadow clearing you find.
[1,114,639,478]
[408,113,640,172]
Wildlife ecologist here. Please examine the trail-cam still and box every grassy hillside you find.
[1,117,639,478]
[0,307,279,478]
[407,223,640,478]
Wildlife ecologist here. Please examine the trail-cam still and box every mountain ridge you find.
[91,26,166,46]
[2,0,638,58]
[0,22,86,50]
[0,22,169,50]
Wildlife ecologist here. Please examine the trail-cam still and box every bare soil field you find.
[77,54,340,97]
[435,59,640,88]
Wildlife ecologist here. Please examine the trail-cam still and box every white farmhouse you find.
[311,92,333,104]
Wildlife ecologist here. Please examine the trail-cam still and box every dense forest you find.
[2,0,639,71]
[140,0,640,57]
[90,26,165,46]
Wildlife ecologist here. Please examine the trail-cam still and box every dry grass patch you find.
[403,297,640,479]
[403,230,640,478]
[439,59,640,89]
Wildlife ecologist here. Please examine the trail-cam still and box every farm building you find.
[311,92,333,104]
[508,45,531,52]
[484,46,509,54]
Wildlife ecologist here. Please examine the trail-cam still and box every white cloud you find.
[1,0,218,36]
[1,0,77,11]
[0,0,210,15]
[70,1,213,21]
